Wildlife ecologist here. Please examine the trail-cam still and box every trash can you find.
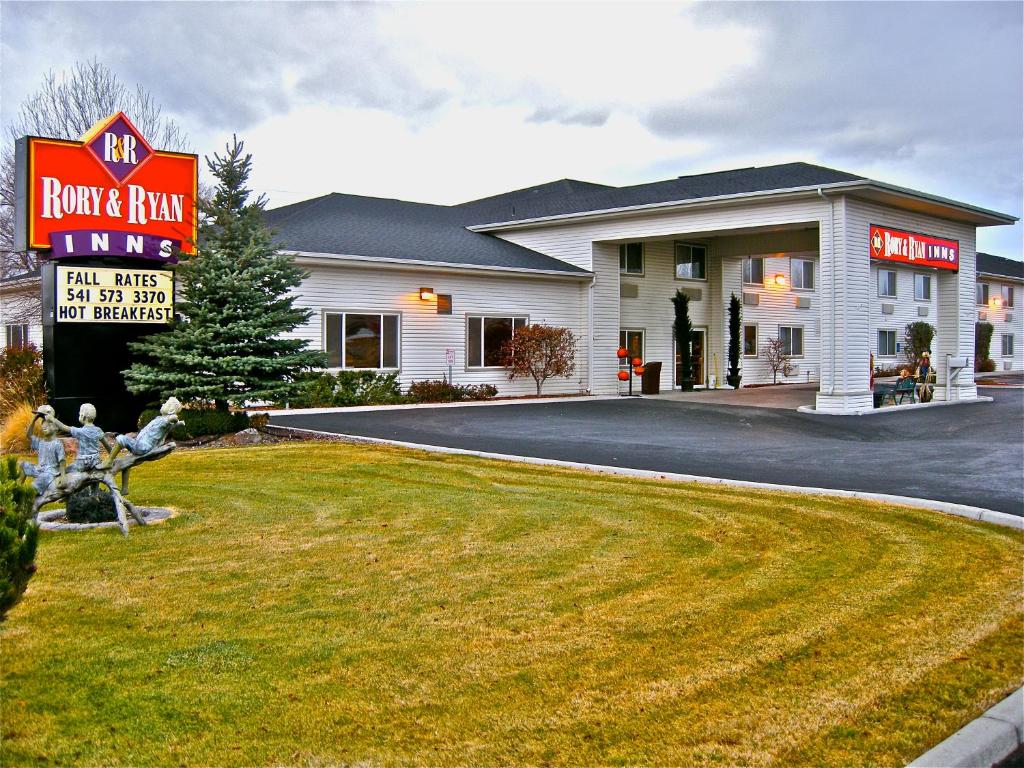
[641,361,662,395]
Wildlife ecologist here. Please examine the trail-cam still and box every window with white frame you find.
[977,283,989,306]
[877,329,897,357]
[742,257,764,286]
[5,324,28,349]
[325,312,400,369]
[1001,285,1014,308]
[878,269,897,298]
[619,329,644,366]
[674,242,706,280]
[619,243,644,275]
[1002,334,1015,357]
[743,324,758,357]
[914,273,931,301]
[791,258,815,290]
[779,326,804,357]
[468,315,527,367]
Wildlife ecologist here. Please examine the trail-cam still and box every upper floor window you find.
[878,269,897,298]
[791,259,815,290]
[325,312,400,369]
[742,257,764,286]
[914,274,931,301]
[619,243,644,275]
[1001,285,1014,308]
[674,243,706,280]
[977,283,989,306]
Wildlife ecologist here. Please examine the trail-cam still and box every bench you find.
[877,377,917,406]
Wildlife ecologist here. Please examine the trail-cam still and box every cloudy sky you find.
[2,1,1021,257]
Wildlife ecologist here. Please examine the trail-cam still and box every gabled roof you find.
[264,193,590,275]
[458,163,863,224]
[977,252,1024,281]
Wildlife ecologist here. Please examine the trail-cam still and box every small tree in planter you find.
[763,337,793,384]
[727,293,742,389]
[501,325,577,396]
[672,290,695,391]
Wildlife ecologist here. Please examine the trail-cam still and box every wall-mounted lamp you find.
[419,287,435,301]
[773,273,788,287]
[990,296,1004,309]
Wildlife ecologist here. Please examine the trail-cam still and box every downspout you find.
[819,188,835,397]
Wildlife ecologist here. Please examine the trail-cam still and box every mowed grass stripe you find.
[1,441,1020,767]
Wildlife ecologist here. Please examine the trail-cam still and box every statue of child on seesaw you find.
[46,402,113,472]
[102,397,184,468]
[21,405,66,494]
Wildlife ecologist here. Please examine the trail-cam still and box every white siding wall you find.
[290,260,590,396]
[0,282,44,349]
[869,262,938,369]
[842,198,978,400]
[977,278,1024,371]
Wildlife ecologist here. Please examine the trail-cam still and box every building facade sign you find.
[55,265,173,324]
[869,224,959,271]
[15,111,198,261]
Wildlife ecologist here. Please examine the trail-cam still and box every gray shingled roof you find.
[977,252,1024,280]
[264,193,590,274]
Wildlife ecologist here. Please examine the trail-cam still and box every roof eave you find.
[977,271,1024,284]
[288,250,593,280]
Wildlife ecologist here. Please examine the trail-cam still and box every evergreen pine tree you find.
[124,137,325,409]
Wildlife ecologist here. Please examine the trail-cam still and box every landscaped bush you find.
[0,344,45,422]
[292,371,404,407]
[66,486,117,524]
[0,456,39,621]
[873,365,906,378]
[406,380,498,403]
[0,403,39,453]
[136,406,250,440]
[978,358,997,373]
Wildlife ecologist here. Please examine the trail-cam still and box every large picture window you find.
[619,243,644,275]
[674,243,707,280]
[779,326,804,357]
[325,312,399,369]
[468,315,527,367]
[619,329,644,366]
[791,259,815,290]
[878,329,897,357]
[742,257,764,286]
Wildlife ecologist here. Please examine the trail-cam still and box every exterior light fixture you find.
[991,296,1004,309]
[773,273,788,287]
[419,287,435,301]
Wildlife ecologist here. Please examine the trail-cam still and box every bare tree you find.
[1,59,191,284]
[501,324,578,396]
[762,337,793,384]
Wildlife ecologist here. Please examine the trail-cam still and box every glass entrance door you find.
[675,329,707,387]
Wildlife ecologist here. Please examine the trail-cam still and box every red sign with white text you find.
[869,224,958,271]
[20,112,198,258]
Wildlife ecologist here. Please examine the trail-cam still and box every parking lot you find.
[271,388,1024,516]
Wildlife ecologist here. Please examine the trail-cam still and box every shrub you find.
[0,456,39,620]
[66,486,117,524]
[136,406,249,439]
[0,403,41,454]
[292,371,404,408]
[978,358,997,373]
[975,322,994,371]
[406,380,498,403]
[0,344,45,422]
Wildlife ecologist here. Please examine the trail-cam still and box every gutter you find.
[289,250,593,281]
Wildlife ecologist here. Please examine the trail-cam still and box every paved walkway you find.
[271,388,1024,516]
[651,383,817,409]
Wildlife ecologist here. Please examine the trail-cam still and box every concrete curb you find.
[797,395,994,416]
[267,424,1024,530]
[257,394,617,417]
[908,688,1023,767]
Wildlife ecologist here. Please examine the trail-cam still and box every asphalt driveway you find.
[271,389,1024,516]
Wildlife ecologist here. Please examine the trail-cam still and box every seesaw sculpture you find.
[21,398,183,536]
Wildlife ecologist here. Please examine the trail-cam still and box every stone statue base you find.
[37,507,174,532]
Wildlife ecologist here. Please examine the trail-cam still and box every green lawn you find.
[2,442,1021,767]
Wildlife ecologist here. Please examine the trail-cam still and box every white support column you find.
[933,244,978,401]
[591,241,622,395]
[816,195,874,413]
[707,243,725,388]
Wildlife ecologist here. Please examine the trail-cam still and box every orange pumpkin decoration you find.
[616,347,628,358]
[631,357,643,367]
[617,370,630,381]
[634,366,645,376]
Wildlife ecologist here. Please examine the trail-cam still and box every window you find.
[742,257,764,286]
[619,243,644,275]
[743,324,758,357]
[791,259,815,290]
[674,242,706,280]
[878,269,897,298]
[468,315,527,367]
[1001,285,1014,308]
[325,312,399,369]
[914,274,931,301]
[1002,334,1015,357]
[5,324,28,349]
[977,283,989,306]
[779,326,804,357]
[619,329,644,366]
[878,329,897,357]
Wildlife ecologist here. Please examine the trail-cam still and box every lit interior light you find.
[419,287,435,301]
